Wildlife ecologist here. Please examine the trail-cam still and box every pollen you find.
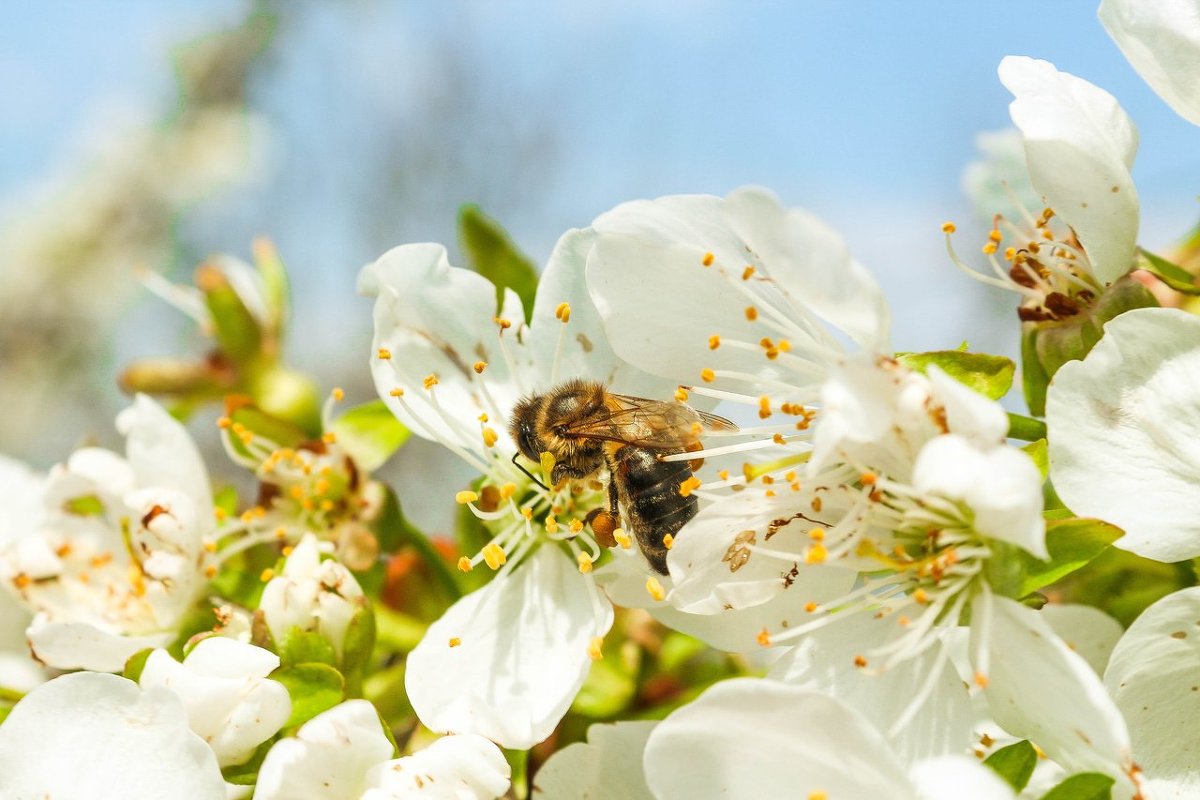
[260,568,275,582]
[645,576,666,602]
[974,671,989,688]
[758,396,772,419]
[913,587,929,604]
[482,543,506,570]
[773,433,787,445]
[205,564,218,578]
[941,221,957,234]
[708,334,721,350]
[521,506,533,520]
[756,627,772,647]
[987,229,1003,243]
[860,471,877,486]
[663,533,675,550]
[545,516,559,534]
[500,482,517,500]
[718,469,730,480]
[702,251,715,266]
[576,552,594,573]
[700,368,716,383]
[569,518,584,534]
[777,339,791,352]
[457,556,473,572]
[808,527,825,542]
[322,432,337,444]
[455,490,478,504]
[12,574,30,590]
[389,387,404,397]
[482,427,499,448]
[614,528,632,549]
[805,543,828,564]
[330,387,345,403]
[377,348,392,360]
[809,791,829,800]
[423,374,439,390]
[494,317,512,330]
[588,636,604,660]
[555,302,572,323]
[742,265,755,280]
[449,637,462,647]
[805,601,818,613]
[473,361,487,374]
[744,306,758,321]
[678,476,702,497]
[478,412,489,422]
[854,654,868,668]
[982,242,998,255]
[675,387,690,402]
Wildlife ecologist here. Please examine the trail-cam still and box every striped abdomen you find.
[609,445,698,575]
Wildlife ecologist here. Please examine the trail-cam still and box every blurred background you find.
[2,0,1196,532]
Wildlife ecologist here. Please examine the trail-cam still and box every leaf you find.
[272,663,345,729]
[329,400,411,472]
[984,740,1037,791]
[341,600,376,674]
[1022,439,1048,480]
[222,738,273,785]
[279,627,338,668]
[1037,772,1114,800]
[458,204,539,322]
[198,262,262,362]
[1138,247,1200,295]
[897,351,1015,400]
[122,648,155,683]
[1018,517,1124,597]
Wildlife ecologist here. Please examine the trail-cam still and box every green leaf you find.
[341,600,376,675]
[272,663,345,729]
[1018,517,1124,597]
[0,707,10,725]
[896,351,1015,400]
[198,263,262,362]
[252,237,292,337]
[984,740,1037,791]
[221,738,273,785]
[279,627,338,668]
[1038,772,1114,800]
[458,204,539,322]
[1022,439,1048,480]
[330,400,411,472]
[227,401,308,452]
[1138,247,1200,294]
[122,648,155,683]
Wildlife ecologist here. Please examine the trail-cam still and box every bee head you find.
[509,394,544,462]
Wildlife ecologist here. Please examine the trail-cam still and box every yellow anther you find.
[700,368,716,383]
[275,526,288,540]
[662,533,675,550]
[205,564,218,578]
[482,543,506,570]
[809,791,829,800]
[455,490,479,504]
[678,476,702,497]
[576,552,594,573]
[773,433,787,445]
[332,387,345,401]
[854,654,868,668]
[320,499,334,512]
[982,242,998,255]
[260,568,275,582]
[805,543,828,564]
[744,305,758,321]
[545,516,559,534]
[708,334,721,350]
[941,221,957,234]
[478,412,489,423]
[742,265,755,280]
[809,527,825,542]
[974,671,990,688]
[1004,246,1016,260]
[588,636,604,660]
[988,229,1003,243]
[804,601,818,613]
[702,251,715,266]
[718,469,730,481]
[213,507,227,522]
[777,339,791,352]
[756,628,772,647]
[614,528,632,549]
[555,302,572,323]
[567,519,584,534]
[500,482,517,500]
[377,348,392,360]
[322,431,337,444]
[457,556,473,572]
[423,374,439,390]
[521,507,533,520]
[784,470,796,482]
[281,545,294,557]
[482,427,499,448]
[473,361,488,374]
[860,471,877,486]
[389,387,404,398]
[494,317,512,330]
[913,588,929,604]
[758,396,772,419]
[449,637,462,647]
[645,576,666,602]
[202,539,217,553]
[674,387,690,402]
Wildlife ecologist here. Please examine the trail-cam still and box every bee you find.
[508,379,737,575]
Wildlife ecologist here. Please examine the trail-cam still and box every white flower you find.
[138,637,291,767]
[0,455,49,691]
[641,678,1017,800]
[1100,0,1200,127]
[359,232,673,748]
[0,672,226,800]
[1047,308,1200,562]
[961,128,1042,224]
[0,395,216,672]
[255,700,510,800]
[533,721,658,800]
[259,533,365,661]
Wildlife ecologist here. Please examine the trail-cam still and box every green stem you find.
[1007,412,1048,442]
[0,686,25,704]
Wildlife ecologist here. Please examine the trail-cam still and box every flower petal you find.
[769,610,975,763]
[117,394,212,511]
[1100,0,1200,126]
[908,755,1017,800]
[25,615,171,673]
[363,734,511,800]
[405,546,613,749]
[1047,308,1200,562]
[976,596,1131,779]
[1041,604,1124,677]
[0,454,45,545]
[642,679,916,800]
[255,700,395,800]
[1104,587,1200,796]
[998,56,1139,284]
[0,672,225,800]
[532,721,657,800]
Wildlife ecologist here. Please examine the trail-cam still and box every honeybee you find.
[508,379,737,575]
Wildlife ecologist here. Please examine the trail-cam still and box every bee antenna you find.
[512,451,549,491]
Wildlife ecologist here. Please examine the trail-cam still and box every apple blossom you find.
[1100,0,1200,127]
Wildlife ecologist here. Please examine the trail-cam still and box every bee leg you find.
[550,462,590,486]
[607,480,620,521]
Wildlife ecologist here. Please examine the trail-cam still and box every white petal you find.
[1047,308,1200,562]
[405,546,613,749]
[0,454,45,545]
[909,755,1017,800]
[362,734,511,800]
[359,243,525,452]
[912,435,1047,559]
[117,394,212,510]
[998,56,1139,284]
[977,596,1131,778]
[769,610,974,762]
[26,615,171,673]
[0,673,225,800]
[533,721,657,800]
[926,366,1009,446]
[1041,604,1124,676]
[1104,587,1200,796]
[1100,0,1200,126]
[642,679,916,800]
[255,700,395,800]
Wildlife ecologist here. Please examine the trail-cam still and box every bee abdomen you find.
[616,447,699,575]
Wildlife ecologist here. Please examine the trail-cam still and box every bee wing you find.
[560,394,738,449]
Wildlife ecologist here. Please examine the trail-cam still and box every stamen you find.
[645,576,666,602]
